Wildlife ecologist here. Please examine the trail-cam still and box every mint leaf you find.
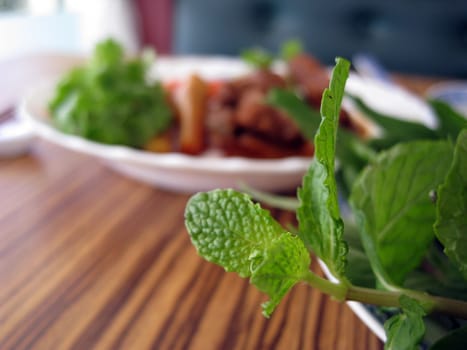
[185,189,310,316]
[297,57,350,279]
[429,99,467,140]
[384,295,426,350]
[185,189,284,277]
[250,233,310,317]
[350,140,453,286]
[434,129,467,279]
[266,88,321,141]
[350,97,439,150]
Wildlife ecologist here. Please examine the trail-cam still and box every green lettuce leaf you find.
[297,57,350,279]
[350,140,453,287]
[384,295,426,350]
[434,129,467,279]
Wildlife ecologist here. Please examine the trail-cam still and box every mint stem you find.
[303,271,467,319]
[347,286,467,319]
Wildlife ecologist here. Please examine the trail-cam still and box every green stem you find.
[303,271,467,319]
[303,271,347,301]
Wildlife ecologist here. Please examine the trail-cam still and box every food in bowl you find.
[48,39,366,159]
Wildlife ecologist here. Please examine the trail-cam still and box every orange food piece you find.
[174,74,209,155]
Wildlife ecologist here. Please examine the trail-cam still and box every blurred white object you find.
[77,0,140,55]
[350,53,437,130]
[0,114,35,158]
[353,53,393,83]
[427,82,467,117]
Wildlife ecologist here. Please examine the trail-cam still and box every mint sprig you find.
[297,57,350,279]
[184,57,467,348]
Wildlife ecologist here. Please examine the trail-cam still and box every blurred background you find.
[1,0,467,77]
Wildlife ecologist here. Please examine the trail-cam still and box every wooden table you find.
[0,54,441,350]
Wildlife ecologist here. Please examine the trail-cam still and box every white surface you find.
[0,117,35,158]
[427,81,467,117]
[18,56,434,194]
[318,260,387,342]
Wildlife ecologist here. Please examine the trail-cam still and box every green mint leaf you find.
[434,129,467,279]
[185,189,310,316]
[297,57,350,279]
[429,325,467,350]
[185,189,284,277]
[250,233,310,317]
[266,88,321,141]
[350,140,453,287]
[241,48,274,69]
[350,97,439,150]
[429,99,467,140]
[280,39,304,61]
[384,295,426,350]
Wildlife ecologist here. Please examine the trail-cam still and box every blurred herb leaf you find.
[429,99,467,140]
[49,38,172,148]
[434,129,467,279]
[280,39,304,61]
[241,48,274,69]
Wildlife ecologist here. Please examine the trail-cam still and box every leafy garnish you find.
[350,96,439,149]
[383,295,426,350]
[185,189,310,316]
[241,48,274,70]
[280,39,304,61]
[49,39,172,148]
[434,129,467,279]
[242,39,304,69]
[429,99,467,140]
[297,57,350,279]
[350,140,453,287]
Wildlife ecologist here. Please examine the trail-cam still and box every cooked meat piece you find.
[287,53,330,108]
[235,89,303,144]
[223,133,313,158]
